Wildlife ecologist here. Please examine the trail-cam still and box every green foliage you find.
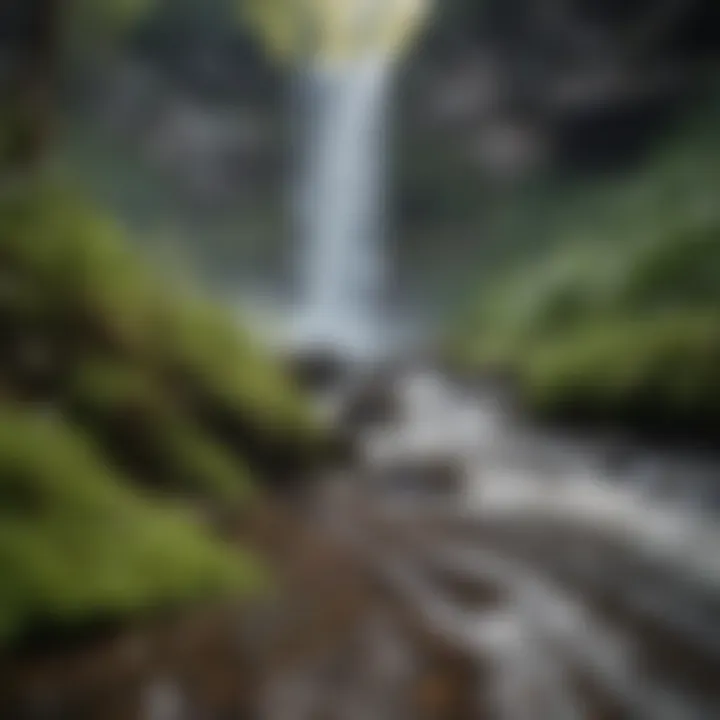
[522,312,720,419]
[67,359,253,502]
[0,408,261,643]
[451,107,720,426]
[0,180,317,644]
[0,182,319,460]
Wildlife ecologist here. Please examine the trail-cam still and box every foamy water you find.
[290,57,393,358]
[356,369,720,719]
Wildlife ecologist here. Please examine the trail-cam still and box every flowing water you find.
[281,0,428,358]
[260,368,720,720]
[290,57,393,357]
[258,2,720,714]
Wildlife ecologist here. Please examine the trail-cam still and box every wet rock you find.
[339,372,401,433]
[369,458,465,498]
[286,349,349,394]
[143,678,185,720]
[321,428,359,469]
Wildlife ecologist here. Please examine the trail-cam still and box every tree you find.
[0,0,155,170]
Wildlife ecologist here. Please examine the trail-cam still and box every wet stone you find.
[369,458,465,499]
[286,349,350,394]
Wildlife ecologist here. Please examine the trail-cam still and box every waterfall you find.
[290,56,394,358]
[244,0,428,357]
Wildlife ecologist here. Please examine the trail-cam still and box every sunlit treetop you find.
[241,0,430,66]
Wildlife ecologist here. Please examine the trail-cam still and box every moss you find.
[0,180,318,644]
[66,359,253,502]
[450,110,720,429]
[0,181,321,477]
[520,313,720,418]
[0,408,262,643]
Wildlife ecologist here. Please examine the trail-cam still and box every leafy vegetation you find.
[0,408,261,642]
[0,180,318,645]
[450,106,720,430]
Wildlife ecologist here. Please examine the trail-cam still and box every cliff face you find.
[74,0,720,183]
[55,0,720,303]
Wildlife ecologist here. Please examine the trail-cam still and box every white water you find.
[290,57,393,358]
[357,370,720,719]
[254,368,720,719]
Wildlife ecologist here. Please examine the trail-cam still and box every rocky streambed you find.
[5,364,720,719]
[261,363,720,720]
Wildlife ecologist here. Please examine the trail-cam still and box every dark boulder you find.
[338,369,401,433]
[285,348,350,395]
[369,457,465,498]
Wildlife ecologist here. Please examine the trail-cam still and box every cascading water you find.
[290,56,393,357]
[244,0,428,358]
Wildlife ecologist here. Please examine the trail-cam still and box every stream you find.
[262,365,720,720]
